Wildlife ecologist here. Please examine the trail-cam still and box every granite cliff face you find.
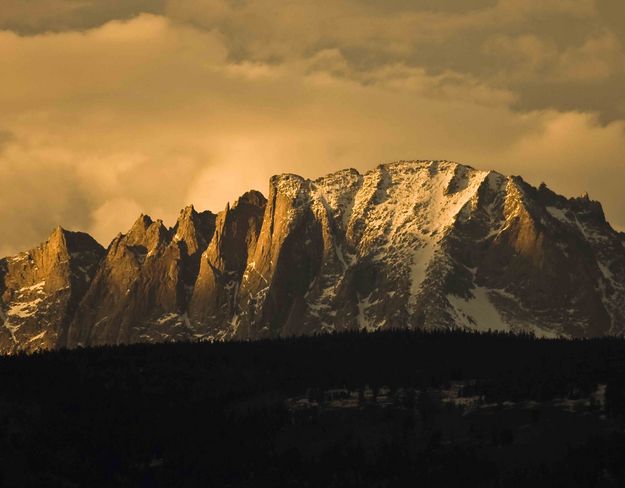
[2,161,625,353]
[232,162,625,340]
[0,228,104,353]
[188,191,266,339]
[66,208,217,347]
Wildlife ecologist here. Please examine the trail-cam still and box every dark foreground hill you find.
[2,329,625,487]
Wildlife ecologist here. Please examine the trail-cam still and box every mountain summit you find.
[2,161,624,353]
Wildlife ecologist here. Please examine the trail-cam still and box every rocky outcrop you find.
[0,227,104,353]
[188,191,266,338]
[443,172,624,338]
[232,161,625,340]
[66,208,216,348]
[2,160,625,354]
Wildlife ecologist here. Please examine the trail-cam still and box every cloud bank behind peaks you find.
[0,1,624,255]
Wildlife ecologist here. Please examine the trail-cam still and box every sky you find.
[1,0,624,255]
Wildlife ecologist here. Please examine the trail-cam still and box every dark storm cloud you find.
[0,0,166,34]
[596,0,625,43]
[159,0,625,122]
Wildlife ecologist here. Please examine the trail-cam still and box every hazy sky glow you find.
[1,0,625,255]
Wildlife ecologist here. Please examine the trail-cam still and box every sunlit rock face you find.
[0,227,104,354]
[233,161,625,340]
[2,161,625,353]
[66,209,217,348]
[188,191,266,338]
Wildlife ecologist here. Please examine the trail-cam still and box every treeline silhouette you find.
[1,329,625,486]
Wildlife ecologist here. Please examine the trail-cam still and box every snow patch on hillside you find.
[27,331,47,343]
[448,287,511,332]
[546,206,568,223]
[410,244,435,293]
[7,298,43,319]
[405,162,489,296]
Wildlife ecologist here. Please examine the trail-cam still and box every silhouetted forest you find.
[2,329,625,487]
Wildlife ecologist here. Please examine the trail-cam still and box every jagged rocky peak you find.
[233,160,494,338]
[271,173,308,198]
[570,192,606,221]
[53,226,104,253]
[235,190,267,209]
[3,159,625,353]
[105,214,176,267]
[188,191,266,334]
[47,225,69,254]
[233,160,625,340]
[7,226,104,291]
[172,205,216,257]
[174,205,200,236]
[266,174,315,225]
[208,190,267,267]
[42,225,94,255]
[125,213,153,242]
[0,226,104,354]
[146,219,169,242]
[67,202,217,348]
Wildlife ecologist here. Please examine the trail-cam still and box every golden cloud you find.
[0,6,624,255]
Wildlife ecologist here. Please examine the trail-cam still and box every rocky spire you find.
[188,191,266,332]
[0,227,104,354]
[126,214,153,244]
[3,160,625,353]
[172,205,216,257]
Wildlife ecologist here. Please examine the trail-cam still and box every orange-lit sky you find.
[1,0,625,255]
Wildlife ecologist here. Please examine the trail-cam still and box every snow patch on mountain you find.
[546,206,569,223]
[7,299,44,319]
[448,287,510,332]
[3,159,625,351]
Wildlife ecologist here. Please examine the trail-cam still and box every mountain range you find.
[2,160,624,354]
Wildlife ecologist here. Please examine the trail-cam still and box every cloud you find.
[0,5,624,255]
[3,1,624,120]
[0,0,166,34]
[89,197,144,246]
[0,130,15,154]
[163,0,625,121]
[0,144,92,253]
[500,112,625,230]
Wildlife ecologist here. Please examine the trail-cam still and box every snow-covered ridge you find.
[3,159,625,352]
[261,160,625,338]
[263,161,504,333]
